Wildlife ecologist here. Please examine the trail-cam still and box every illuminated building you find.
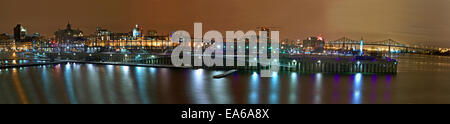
[54,22,84,43]
[84,26,174,52]
[0,34,13,51]
[281,39,303,54]
[303,36,325,53]
[14,24,27,42]
[132,24,143,39]
[96,27,113,41]
[11,25,40,51]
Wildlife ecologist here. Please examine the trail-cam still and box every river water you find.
[0,54,449,104]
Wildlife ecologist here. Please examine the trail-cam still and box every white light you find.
[252,72,258,77]
[272,72,278,77]
[195,69,204,76]
[291,73,297,79]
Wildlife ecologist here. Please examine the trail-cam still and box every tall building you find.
[55,22,84,42]
[14,24,27,42]
[132,24,143,39]
[303,36,325,53]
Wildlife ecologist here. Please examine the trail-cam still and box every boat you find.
[213,69,237,78]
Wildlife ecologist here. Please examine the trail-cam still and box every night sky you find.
[1,0,449,47]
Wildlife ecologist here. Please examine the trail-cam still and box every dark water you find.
[0,54,449,104]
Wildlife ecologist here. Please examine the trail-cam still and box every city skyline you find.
[2,0,450,109]
[1,0,450,47]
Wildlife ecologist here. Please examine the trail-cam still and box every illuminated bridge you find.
[326,37,439,52]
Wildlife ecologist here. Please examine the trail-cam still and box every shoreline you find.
[0,60,192,69]
[0,61,66,69]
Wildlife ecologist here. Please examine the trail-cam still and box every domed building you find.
[54,22,84,43]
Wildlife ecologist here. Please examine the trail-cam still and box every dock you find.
[8,53,398,74]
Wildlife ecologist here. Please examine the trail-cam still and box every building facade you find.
[303,36,325,53]
[14,24,27,42]
[96,27,113,41]
[132,24,143,39]
[55,22,84,43]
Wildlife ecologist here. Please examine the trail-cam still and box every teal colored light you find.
[270,72,279,104]
[290,72,298,104]
[64,64,78,104]
[249,72,260,104]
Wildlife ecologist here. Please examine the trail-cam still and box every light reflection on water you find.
[289,73,298,104]
[42,65,52,103]
[190,69,210,104]
[87,64,103,104]
[313,73,323,104]
[0,64,395,104]
[64,63,77,104]
[249,72,259,104]
[352,73,363,104]
[136,67,150,104]
[269,72,279,104]
[104,65,117,104]
[0,54,449,104]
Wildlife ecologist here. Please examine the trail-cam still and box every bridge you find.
[326,37,439,52]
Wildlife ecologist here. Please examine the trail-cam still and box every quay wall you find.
[42,53,398,73]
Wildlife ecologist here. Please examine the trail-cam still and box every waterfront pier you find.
[42,52,397,74]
